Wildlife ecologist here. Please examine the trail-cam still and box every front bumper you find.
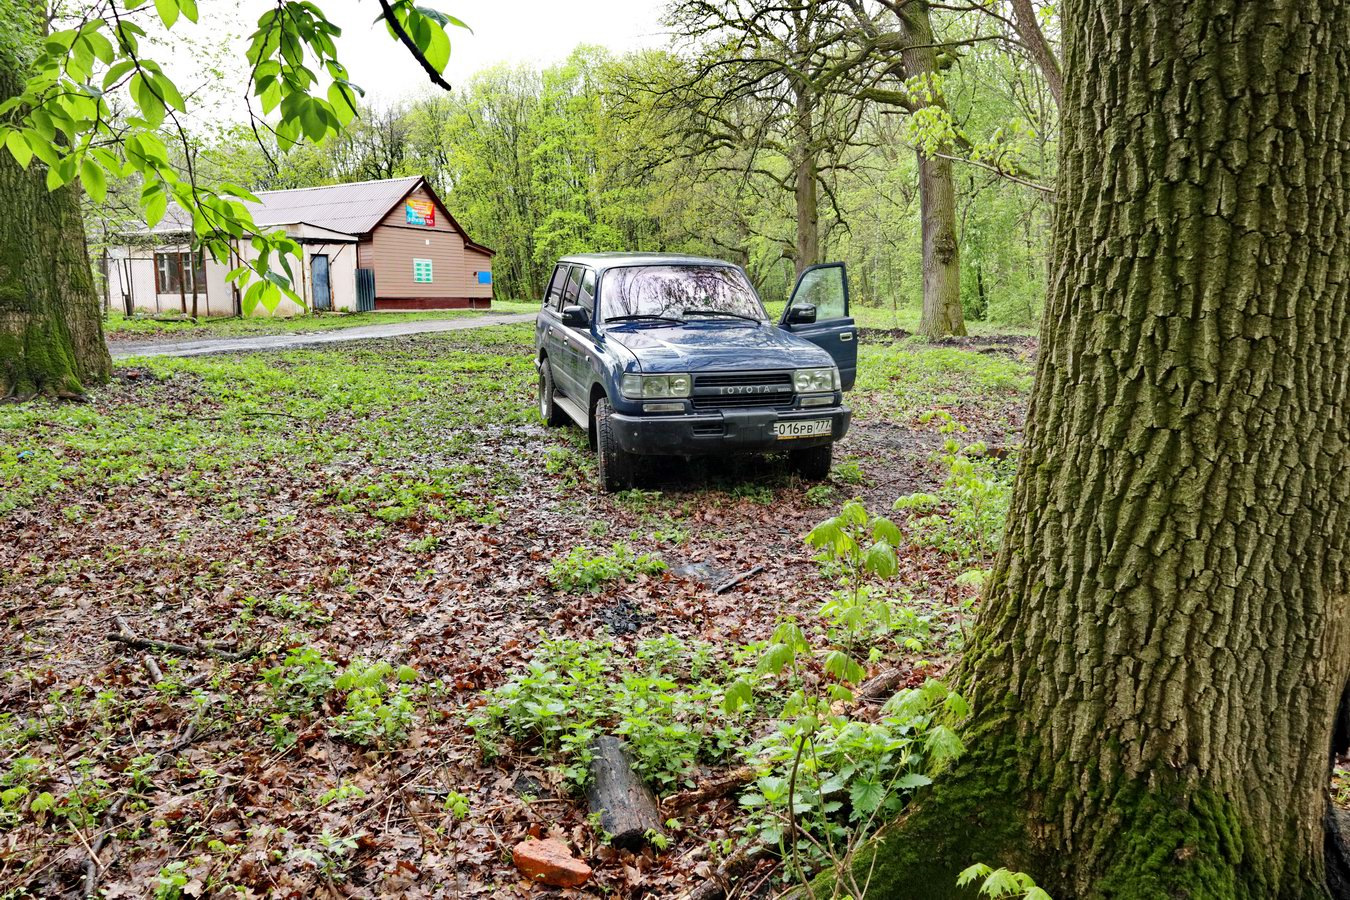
[608,405,852,456]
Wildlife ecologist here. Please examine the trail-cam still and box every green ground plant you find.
[548,543,667,593]
[469,635,753,790]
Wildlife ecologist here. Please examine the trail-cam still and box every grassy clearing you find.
[104,299,539,340]
[762,300,1039,336]
[0,325,1033,897]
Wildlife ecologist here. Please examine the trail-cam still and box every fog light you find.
[801,394,834,407]
[643,402,684,413]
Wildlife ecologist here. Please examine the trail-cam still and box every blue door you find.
[778,263,857,390]
[312,254,331,311]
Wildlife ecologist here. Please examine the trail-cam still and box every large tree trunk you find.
[836,0,1350,897]
[0,20,110,400]
[899,1,965,339]
[792,82,820,276]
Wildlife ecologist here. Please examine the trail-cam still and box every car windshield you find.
[601,265,766,324]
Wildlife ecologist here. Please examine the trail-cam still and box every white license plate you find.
[774,419,832,440]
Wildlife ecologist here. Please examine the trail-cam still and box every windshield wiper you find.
[604,314,686,324]
[682,309,761,322]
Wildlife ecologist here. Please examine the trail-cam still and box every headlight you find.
[793,367,839,393]
[621,373,692,400]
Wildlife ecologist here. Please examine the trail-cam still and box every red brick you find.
[512,838,592,888]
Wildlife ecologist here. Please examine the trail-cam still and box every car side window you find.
[579,268,596,309]
[563,266,583,305]
[545,265,569,311]
[791,266,847,320]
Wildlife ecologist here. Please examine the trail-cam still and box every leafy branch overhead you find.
[0,0,465,314]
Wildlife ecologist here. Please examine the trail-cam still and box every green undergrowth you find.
[468,635,759,789]
[104,301,539,339]
[0,324,535,519]
[548,542,668,592]
[854,342,1032,427]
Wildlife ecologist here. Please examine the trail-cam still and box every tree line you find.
[174,1,1059,336]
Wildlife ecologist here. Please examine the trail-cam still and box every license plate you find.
[774,419,832,440]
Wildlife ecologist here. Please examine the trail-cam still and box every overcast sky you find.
[213,0,669,110]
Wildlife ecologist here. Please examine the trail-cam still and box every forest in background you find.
[86,1,1060,331]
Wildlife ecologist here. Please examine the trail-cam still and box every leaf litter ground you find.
[0,324,1032,898]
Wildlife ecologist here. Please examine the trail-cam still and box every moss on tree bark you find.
[825,0,1350,896]
[0,12,110,400]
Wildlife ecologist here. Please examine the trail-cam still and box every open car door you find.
[778,262,857,390]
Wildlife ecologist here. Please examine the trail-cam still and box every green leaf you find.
[327,81,357,126]
[894,772,931,791]
[178,0,199,22]
[722,679,753,713]
[4,130,32,169]
[155,75,186,112]
[143,185,168,228]
[848,777,885,814]
[863,541,898,578]
[823,650,865,684]
[956,863,991,888]
[80,158,106,203]
[153,0,180,29]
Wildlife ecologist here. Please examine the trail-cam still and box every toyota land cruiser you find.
[534,253,857,492]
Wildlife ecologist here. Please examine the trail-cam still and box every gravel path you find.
[109,312,536,359]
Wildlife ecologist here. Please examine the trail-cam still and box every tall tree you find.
[0,0,109,399]
[831,0,1350,896]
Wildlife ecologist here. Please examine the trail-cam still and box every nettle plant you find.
[260,648,421,748]
[468,635,753,790]
[547,543,667,593]
[0,0,465,313]
[893,416,1016,566]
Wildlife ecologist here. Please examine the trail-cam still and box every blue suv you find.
[534,253,857,492]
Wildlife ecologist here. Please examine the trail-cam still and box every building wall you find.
[105,245,236,317]
[357,185,493,308]
[106,231,358,318]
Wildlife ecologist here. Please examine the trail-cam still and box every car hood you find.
[605,323,835,373]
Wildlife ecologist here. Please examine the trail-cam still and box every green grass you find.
[854,343,1033,429]
[0,324,536,520]
[105,300,540,339]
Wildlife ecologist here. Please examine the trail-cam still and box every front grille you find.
[691,370,794,410]
[695,372,792,388]
[691,394,794,410]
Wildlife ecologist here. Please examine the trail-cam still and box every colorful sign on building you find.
[405,197,435,227]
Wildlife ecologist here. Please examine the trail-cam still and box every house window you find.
[154,251,205,294]
[413,258,433,284]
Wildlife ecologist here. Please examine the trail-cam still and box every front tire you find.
[594,397,637,492]
[538,360,568,427]
[790,442,833,481]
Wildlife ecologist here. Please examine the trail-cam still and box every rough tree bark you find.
[833,0,1350,897]
[0,14,110,400]
[898,1,965,339]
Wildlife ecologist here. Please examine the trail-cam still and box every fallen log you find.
[662,766,756,815]
[856,666,908,703]
[585,736,663,851]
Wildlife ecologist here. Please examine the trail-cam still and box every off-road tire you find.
[594,397,637,492]
[790,442,833,481]
[538,360,568,427]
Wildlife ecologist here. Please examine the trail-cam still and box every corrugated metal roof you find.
[247,176,423,234]
[140,176,420,237]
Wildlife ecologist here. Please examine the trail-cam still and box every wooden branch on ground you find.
[682,844,770,900]
[663,766,757,815]
[586,736,663,851]
[107,631,253,662]
[713,565,765,595]
[857,666,908,703]
[113,615,162,684]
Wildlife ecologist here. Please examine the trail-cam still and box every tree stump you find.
[585,736,662,851]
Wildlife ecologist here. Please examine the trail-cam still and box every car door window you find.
[579,268,596,312]
[545,266,569,311]
[563,266,583,306]
[790,265,847,320]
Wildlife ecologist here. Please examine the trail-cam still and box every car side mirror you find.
[561,305,589,328]
[786,304,817,325]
